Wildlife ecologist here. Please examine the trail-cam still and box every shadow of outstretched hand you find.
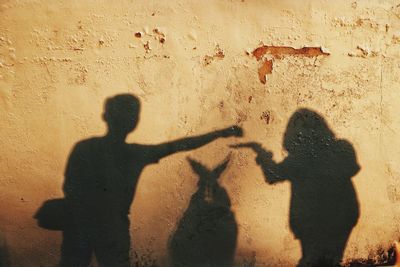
[230,142,272,165]
[220,126,243,138]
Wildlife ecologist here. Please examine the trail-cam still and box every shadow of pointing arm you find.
[231,142,287,184]
[145,126,243,163]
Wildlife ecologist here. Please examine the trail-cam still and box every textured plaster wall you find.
[1,0,400,266]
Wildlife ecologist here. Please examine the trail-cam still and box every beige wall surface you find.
[1,0,400,266]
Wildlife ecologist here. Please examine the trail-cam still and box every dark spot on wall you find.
[135,32,142,38]
[153,28,166,44]
[260,111,272,124]
[218,101,224,110]
[214,47,225,59]
[144,41,151,53]
[204,55,213,66]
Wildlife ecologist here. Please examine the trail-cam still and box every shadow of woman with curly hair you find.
[232,108,360,267]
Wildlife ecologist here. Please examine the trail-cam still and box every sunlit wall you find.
[1,0,400,266]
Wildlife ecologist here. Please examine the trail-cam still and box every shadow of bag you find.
[34,198,67,231]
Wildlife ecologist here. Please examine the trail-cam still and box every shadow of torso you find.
[61,137,160,266]
[284,139,359,266]
[64,137,160,218]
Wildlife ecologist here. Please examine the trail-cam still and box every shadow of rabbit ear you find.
[212,153,231,179]
[186,156,210,177]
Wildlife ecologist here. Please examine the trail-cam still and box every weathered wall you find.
[1,0,400,266]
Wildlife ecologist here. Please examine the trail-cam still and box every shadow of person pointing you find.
[56,94,242,267]
[232,108,360,267]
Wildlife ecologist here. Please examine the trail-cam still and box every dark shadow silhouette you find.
[232,108,360,267]
[35,198,66,231]
[35,94,242,267]
[169,154,237,267]
[0,232,10,267]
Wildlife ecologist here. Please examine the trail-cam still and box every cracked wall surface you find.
[1,0,400,266]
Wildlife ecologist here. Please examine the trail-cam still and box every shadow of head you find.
[103,94,141,138]
[283,108,336,153]
[187,154,230,203]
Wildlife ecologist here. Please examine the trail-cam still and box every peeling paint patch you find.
[257,59,273,85]
[203,45,225,66]
[348,46,379,58]
[252,46,329,61]
[251,45,329,84]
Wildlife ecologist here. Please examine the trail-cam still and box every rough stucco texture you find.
[1,0,400,266]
